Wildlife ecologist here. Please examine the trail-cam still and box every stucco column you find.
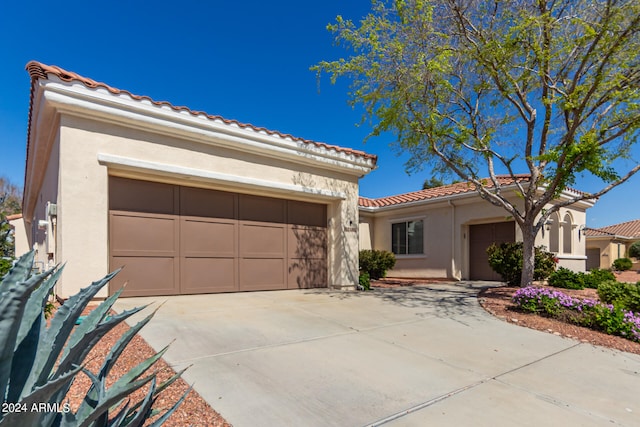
[57,120,110,298]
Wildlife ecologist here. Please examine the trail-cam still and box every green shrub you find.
[629,241,640,259]
[359,249,396,280]
[0,251,188,426]
[513,287,640,342]
[597,280,640,313]
[548,267,585,289]
[358,271,371,291]
[486,242,557,286]
[582,268,616,289]
[0,258,12,279]
[613,257,633,271]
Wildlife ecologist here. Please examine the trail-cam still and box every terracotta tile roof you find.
[359,175,531,208]
[25,61,377,164]
[584,219,640,239]
[5,213,23,221]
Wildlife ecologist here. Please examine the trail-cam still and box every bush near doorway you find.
[359,250,396,280]
[487,242,557,286]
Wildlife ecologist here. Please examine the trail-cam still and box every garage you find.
[108,177,327,297]
[469,221,515,281]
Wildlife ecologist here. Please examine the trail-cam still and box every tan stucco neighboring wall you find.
[587,238,627,269]
[8,217,30,258]
[358,214,374,250]
[36,114,363,297]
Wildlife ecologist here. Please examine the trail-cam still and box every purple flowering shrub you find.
[512,286,640,342]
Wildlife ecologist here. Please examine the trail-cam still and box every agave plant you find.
[0,251,189,426]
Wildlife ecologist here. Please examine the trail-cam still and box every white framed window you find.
[391,220,424,255]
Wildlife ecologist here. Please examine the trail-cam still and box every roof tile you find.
[359,175,530,208]
[25,61,377,163]
[584,219,640,239]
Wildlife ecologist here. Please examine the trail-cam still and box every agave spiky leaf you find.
[25,269,120,393]
[54,306,146,380]
[7,267,63,403]
[1,251,188,426]
[145,384,193,427]
[60,276,125,362]
[0,255,53,409]
[73,345,170,425]
[119,377,157,427]
[0,364,81,427]
[97,308,157,382]
[124,365,190,421]
[0,251,35,299]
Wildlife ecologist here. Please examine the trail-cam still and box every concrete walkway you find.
[114,282,640,427]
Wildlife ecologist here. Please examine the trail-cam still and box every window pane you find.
[391,222,407,254]
[407,220,424,254]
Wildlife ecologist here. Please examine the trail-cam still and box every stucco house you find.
[359,178,594,281]
[584,219,640,270]
[20,61,596,298]
[23,61,377,298]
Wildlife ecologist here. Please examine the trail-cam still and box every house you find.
[584,219,640,270]
[359,178,594,281]
[22,61,377,298]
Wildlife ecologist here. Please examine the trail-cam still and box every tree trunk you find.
[520,225,537,287]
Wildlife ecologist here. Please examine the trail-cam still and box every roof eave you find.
[37,77,376,176]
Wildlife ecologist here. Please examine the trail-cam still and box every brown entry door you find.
[469,222,515,281]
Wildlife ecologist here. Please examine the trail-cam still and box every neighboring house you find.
[359,178,594,281]
[6,213,30,259]
[584,219,640,270]
[23,61,376,298]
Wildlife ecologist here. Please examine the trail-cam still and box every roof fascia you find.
[39,77,376,177]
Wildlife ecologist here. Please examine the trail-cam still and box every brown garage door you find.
[469,222,515,281]
[109,177,327,297]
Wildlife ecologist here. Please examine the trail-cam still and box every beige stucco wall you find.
[39,114,362,297]
[362,194,590,280]
[587,238,628,269]
[8,217,30,258]
[27,131,61,275]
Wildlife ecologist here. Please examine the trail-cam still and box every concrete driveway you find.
[114,282,640,427]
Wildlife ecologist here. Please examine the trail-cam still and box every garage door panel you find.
[239,194,286,223]
[181,218,237,257]
[181,187,236,219]
[181,258,238,293]
[110,256,179,297]
[288,200,326,227]
[288,226,327,259]
[109,177,176,214]
[240,222,286,257]
[288,259,327,289]
[240,258,286,290]
[111,213,178,256]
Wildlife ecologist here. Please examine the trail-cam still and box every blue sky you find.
[1,0,638,228]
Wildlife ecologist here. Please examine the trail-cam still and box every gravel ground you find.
[63,306,231,427]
